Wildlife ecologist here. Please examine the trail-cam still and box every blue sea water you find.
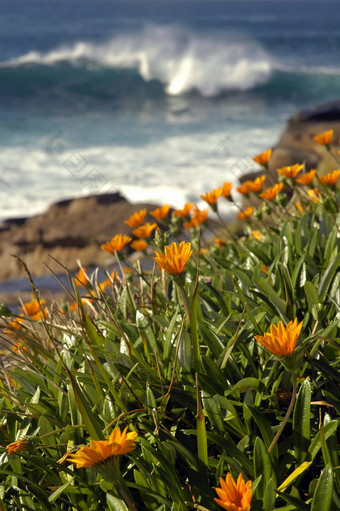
[1,0,340,220]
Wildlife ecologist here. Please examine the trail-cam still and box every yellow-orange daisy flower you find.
[247,175,266,193]
[277,163,304,179]
[295,201,304,213]
[307,188,320,204]
[215,472,252,511]
[98,273,118,292]
[215,238,226,247]
[237,207,254,220]
[153,241,193,276]
[296,169,316,185]
[253,148,272,166]
[124,209,147,228]
[191,207,209,227]
[75,267,89,286]
[237,176,265,195]
[173,203,194,218]
[131,239,148,251]
[101,234,132,254]
[132,222,157,238]
[20,299,47,321]
[6,439,29,455]
[251,231,263,241]
[261,264,268,274]
[236,182,252,195]
[200,188,223,205]
[150,204,171,221]
[13,340,28,354]
[236,176,266,195]
[254,318,303,357]
[221,182,232,197]
[259,182,284,200]
[314,129,333,146]
[4,316,24,336]
[318,170,340,186]
[67,427,138,469]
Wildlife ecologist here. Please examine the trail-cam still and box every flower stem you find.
[268,372,297,455]
[117,481,138,511]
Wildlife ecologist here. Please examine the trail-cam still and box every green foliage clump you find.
[0,143,339,510]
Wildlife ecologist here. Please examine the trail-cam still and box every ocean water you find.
[1,0,340,221]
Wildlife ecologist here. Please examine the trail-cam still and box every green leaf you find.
[48,478,75,503]
[136,309,159,354]
[311,465,334,511]
[308,420,339,461]
[318,253,340,302]
[244,404,278,466]
[263,475,276,511]
[83,311,106,346]
[304,281,320,320]
[253,437,273,500]
[293,379,311,464]
[66,370,104,440]
[253,277,287,319]
[277,461,312,493]
[107,494,130,511]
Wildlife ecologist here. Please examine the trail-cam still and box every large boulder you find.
[0,192,158,282]
[268,100,340,173]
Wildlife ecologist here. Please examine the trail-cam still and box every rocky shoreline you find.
[1,100,340,304]
[0,192,160,304]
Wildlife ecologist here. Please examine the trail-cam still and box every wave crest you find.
[4,26,273,96]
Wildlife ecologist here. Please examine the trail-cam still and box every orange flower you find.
[236,182,251,195]
[4,316,24,336]
[173,203,194,218]
[307,188,320,204]
[318,170,340,186]
[153,241,193,276]
[277,163,304,179]
[150,204,171,221]
[254,318,303,357]
[75,267,89,286]
[215,472,252,511]
[13,340,28,354]
[124,209,147,228]
[20,299,47,321]
[253,148,272,166]
[131,239,148,251]
[259,182,284,200]
[6,439,29,455]
[191,207,209,227]
[98,273,118,292]
[251,231,262,241]
[221,182,232,197]
[200,188,223,205]
[295,201,304,213]
[237,176,265,195]
[296,169,316,185]
[101,234,132,254]
[132,222,157,238]
[261,264,268,274]
[314,129,333,146]
[215,238,226,247]
[237,207,254,220]
[68,427,138,469]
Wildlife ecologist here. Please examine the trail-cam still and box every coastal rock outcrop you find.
[0,192,157,282]
[268,100,340,173]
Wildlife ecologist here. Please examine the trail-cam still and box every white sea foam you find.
[0,127,278,222]
[3,26,273,96]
